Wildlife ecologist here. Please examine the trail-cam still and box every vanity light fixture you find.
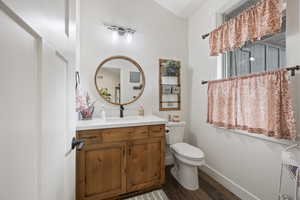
[249,57,256,62]
[126,32,133,43]
[112,30,119,42]
[104,23,136,43]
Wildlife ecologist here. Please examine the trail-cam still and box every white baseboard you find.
[200,164,261,200]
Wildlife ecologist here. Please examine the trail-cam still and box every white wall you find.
[80,0,188,122]
[188,0,300,199]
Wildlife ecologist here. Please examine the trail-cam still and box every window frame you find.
[222,1,287,79]
[215,0,297,144]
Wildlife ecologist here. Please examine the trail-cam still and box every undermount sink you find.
[104,116,144,122]
[76,115,167,131]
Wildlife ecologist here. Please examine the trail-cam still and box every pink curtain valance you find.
[207,69,297,140]
[209,0,283,56]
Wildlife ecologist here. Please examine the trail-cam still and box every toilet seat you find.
[171,143,204,161]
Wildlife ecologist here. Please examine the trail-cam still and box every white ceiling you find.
[153,0,206,18]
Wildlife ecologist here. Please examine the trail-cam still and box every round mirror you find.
[95,56,145,105]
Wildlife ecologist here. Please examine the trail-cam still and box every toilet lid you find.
[171,143,204,161]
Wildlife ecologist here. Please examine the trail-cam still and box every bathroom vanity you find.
[76,116,166,200]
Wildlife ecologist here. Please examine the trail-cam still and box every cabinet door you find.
[77,143,126,200]
[127,138,165,192]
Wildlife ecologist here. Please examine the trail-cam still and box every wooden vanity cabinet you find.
[76,125,165,200]
[77,142,127,200]
[127,138,165,192]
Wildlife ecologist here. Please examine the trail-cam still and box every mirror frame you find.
[94,56,146,106]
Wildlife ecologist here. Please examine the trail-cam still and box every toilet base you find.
[171,163,199,191]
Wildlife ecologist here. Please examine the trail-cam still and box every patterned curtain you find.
[207,69,297,140]
[209,0,283,56]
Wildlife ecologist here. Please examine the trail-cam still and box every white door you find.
[0,1,76,200]
[40,43,75,200]
[0,4,40,200]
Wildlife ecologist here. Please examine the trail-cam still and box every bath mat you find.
[125,189,169,200]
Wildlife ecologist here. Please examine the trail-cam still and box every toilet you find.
[166,122,205,191]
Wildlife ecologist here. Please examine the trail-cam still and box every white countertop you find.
[76,115,167,131]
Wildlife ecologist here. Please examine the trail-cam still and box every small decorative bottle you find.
[138,106,144,116]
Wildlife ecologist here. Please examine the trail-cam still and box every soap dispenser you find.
[101,104,106,121]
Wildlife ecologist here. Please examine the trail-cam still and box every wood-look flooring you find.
[162,166,241,200]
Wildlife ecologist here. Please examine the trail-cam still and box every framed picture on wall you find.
[172,86,180,94]
[162,85,172,94]
[130,71,141,83]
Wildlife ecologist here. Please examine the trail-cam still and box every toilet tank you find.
[165,122,186,145]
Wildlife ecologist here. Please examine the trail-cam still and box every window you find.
[223,0,286,78]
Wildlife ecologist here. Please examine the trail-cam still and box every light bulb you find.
[126,32,133,43]
[250,57,255,62]
[112,30,119,42]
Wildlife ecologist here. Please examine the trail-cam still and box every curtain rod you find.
[201,65,300,85]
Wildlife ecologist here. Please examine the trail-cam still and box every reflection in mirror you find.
[95,56,145,105]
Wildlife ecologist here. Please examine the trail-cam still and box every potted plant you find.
[99,88,112,101]
[165,60,180,76]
